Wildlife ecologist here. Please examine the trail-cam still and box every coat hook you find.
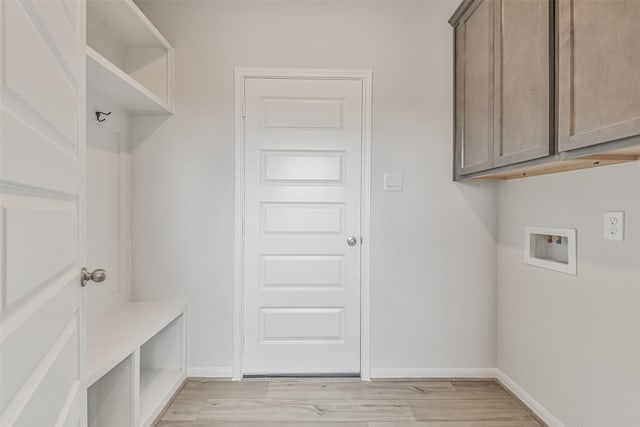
[96,111,111,122]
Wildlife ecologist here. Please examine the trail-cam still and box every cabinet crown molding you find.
[449,0,477,26]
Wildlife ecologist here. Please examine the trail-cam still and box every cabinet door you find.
[558,0,640,151]
[493,0,551,167]
[455,0,495,176]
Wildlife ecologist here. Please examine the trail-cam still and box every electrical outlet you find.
[604,211,625,241]
[383,172,402,191]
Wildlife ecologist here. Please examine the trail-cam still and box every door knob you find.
[81,267,107,287]
[347,236,359,246]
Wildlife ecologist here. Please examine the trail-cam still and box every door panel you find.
[493,0,550,167]
[262,202,344,235]
[13,316,79,427]
[261,255,344,289]
[4,197,77,306]
[243,77,362,375]
[260,308,345,341]
[558,0,640,150]
[261,151,345,184]
[455,0,494,175]
[0,279,79,411]
[3,0,79,147]
[0,0,85,425]
[1,109,79,194]
[263,98,345,129]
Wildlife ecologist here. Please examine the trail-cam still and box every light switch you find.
[383,172,402,191]
[604,211,625,241]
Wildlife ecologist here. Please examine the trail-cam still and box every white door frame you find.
[233,68,372,380]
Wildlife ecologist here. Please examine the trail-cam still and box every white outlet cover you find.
[383,172,402,191]
[604,211,625,241]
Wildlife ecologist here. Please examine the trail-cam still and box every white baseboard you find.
[370,367,498,379]
[495,369,565,427]
[187,366,232,378]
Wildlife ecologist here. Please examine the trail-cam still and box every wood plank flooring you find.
[156,378,544,427]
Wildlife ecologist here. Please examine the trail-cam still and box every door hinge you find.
[242,100,246,118]
[241,333,245,351]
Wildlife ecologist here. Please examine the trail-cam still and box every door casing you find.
[233,68,372,380]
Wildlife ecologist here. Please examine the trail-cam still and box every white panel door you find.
[243,77,363,375]
[0,0,86,425]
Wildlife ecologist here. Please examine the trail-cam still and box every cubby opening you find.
[139,314,185,425]
[88,354,134,427]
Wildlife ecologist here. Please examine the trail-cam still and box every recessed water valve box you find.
[525,227,577,275]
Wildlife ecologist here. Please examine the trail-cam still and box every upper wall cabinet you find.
[453,0,495,175]
[557,0,640,151]
[493,0,551,167]
[451,0,552,177]
[451,0,640,180]
[86,0,174,114]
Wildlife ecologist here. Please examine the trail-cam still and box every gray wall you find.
[132,0,498,374]
[497,162,640,426]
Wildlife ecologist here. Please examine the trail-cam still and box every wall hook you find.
[96,111,111,122]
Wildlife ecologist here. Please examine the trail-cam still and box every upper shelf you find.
[87,0,171,50]
[86,0,174,114]
[86,46,173,114]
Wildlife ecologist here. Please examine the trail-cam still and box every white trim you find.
[232,68,373,381]
[370,368,499,379]
[187,367,233,378]
[232,69,245,381]
[495,369,566,427]
[359,69,373,382]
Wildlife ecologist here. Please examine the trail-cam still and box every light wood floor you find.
[156,378,544,426]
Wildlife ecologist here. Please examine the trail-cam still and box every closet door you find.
[558,0,640,151]
[493,0,551,167]
[0,0,87,425]
[454,0,495,176]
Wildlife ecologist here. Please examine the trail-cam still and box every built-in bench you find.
[87,302,186,427]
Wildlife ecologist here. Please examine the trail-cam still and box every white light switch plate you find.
[383,172,402,191]
[604,211,625,241]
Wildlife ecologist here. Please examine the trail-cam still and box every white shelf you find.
[87,301,185,386]
[86,47,172,114]
[87,0,171,50]
[140,369,184,426]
